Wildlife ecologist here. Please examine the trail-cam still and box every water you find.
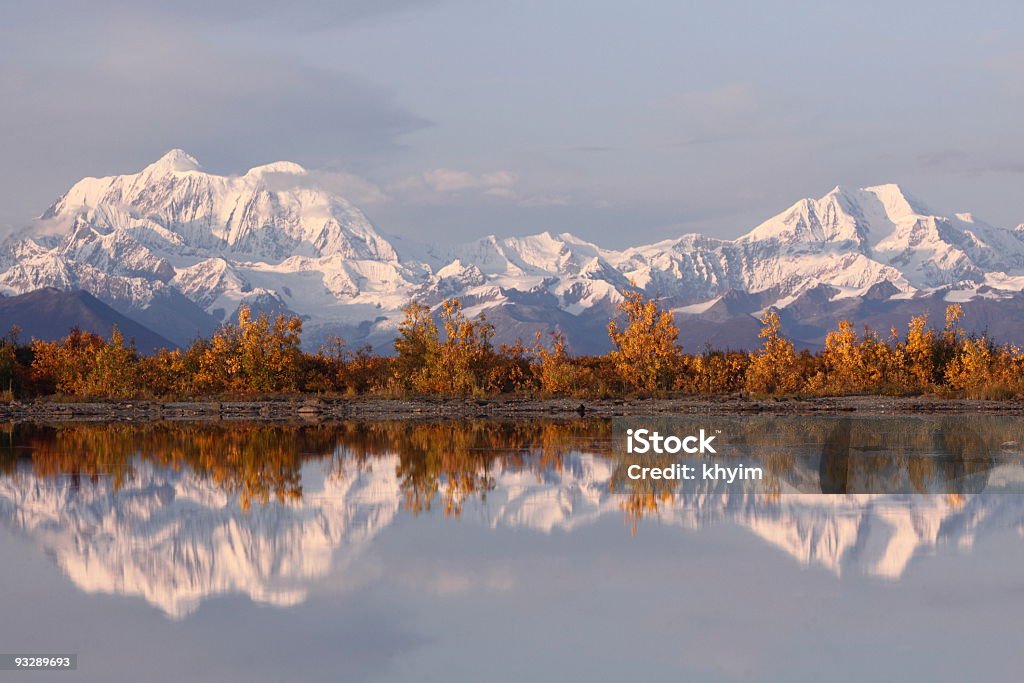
[0,419,1022,682]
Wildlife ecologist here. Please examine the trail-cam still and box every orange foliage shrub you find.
[31,327,139,398]
[192,307,304,394]
[744,311,801,395]
[607,290,683,393]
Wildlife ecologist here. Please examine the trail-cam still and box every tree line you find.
[0,291,1021,400]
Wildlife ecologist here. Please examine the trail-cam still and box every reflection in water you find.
[0,419,1023,618]
[814,417,997,495]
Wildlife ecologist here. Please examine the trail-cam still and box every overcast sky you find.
[2,0,1022,247]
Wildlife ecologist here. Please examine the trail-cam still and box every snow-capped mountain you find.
[0,150,429,344]
[3,150,1024,350]
[613,184,1024,304]
[2,451,1022,618]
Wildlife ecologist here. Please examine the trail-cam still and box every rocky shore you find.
[3,395,1024,423]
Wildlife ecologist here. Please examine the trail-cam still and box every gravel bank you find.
[2,395,1024,423]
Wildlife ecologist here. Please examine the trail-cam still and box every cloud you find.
[389,168,519,203]
[1,22,425,160]
[0,13,427,232]
[260,163,535,212]
[261,169,390,206]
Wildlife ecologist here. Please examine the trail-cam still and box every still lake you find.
[0,418,1022,682]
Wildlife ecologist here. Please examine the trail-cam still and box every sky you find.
[1,0,1023,247]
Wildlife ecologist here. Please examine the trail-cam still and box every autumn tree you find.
[84,327,140,398]
[193,322,241,393]
[808,320,899,394]
[945,337,995,397]
[744,310,801,395]
[902,313,935,391]
[393,301,439,383]
[30,327,141,398]
[890,305,964,393]
[678,349,749,395]
[934,304,964,380]
[393,299,497,395]
[31,328,108,396]
[193,306,304,394]
[139,348,187,398]
[532,330,578,395]
[431,298,496,395]
[819,320,862,392]
[945,335,1023,399]
[607,290,683,393]
[238,307,304,392]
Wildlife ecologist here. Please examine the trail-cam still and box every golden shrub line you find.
[4,297,1023,400]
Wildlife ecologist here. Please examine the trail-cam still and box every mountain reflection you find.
[1,418,1023,618]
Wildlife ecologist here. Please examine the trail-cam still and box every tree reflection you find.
[6,416,1019,527]
[332,420,609,516]
[12,420,611,517]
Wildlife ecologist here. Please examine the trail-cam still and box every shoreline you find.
[3,395,1024,423]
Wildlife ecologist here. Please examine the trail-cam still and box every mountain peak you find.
[860,183,927,217]
[143,149,201,175]
[740,185,862,245]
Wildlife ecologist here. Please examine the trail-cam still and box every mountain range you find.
[3,149,1024,351]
